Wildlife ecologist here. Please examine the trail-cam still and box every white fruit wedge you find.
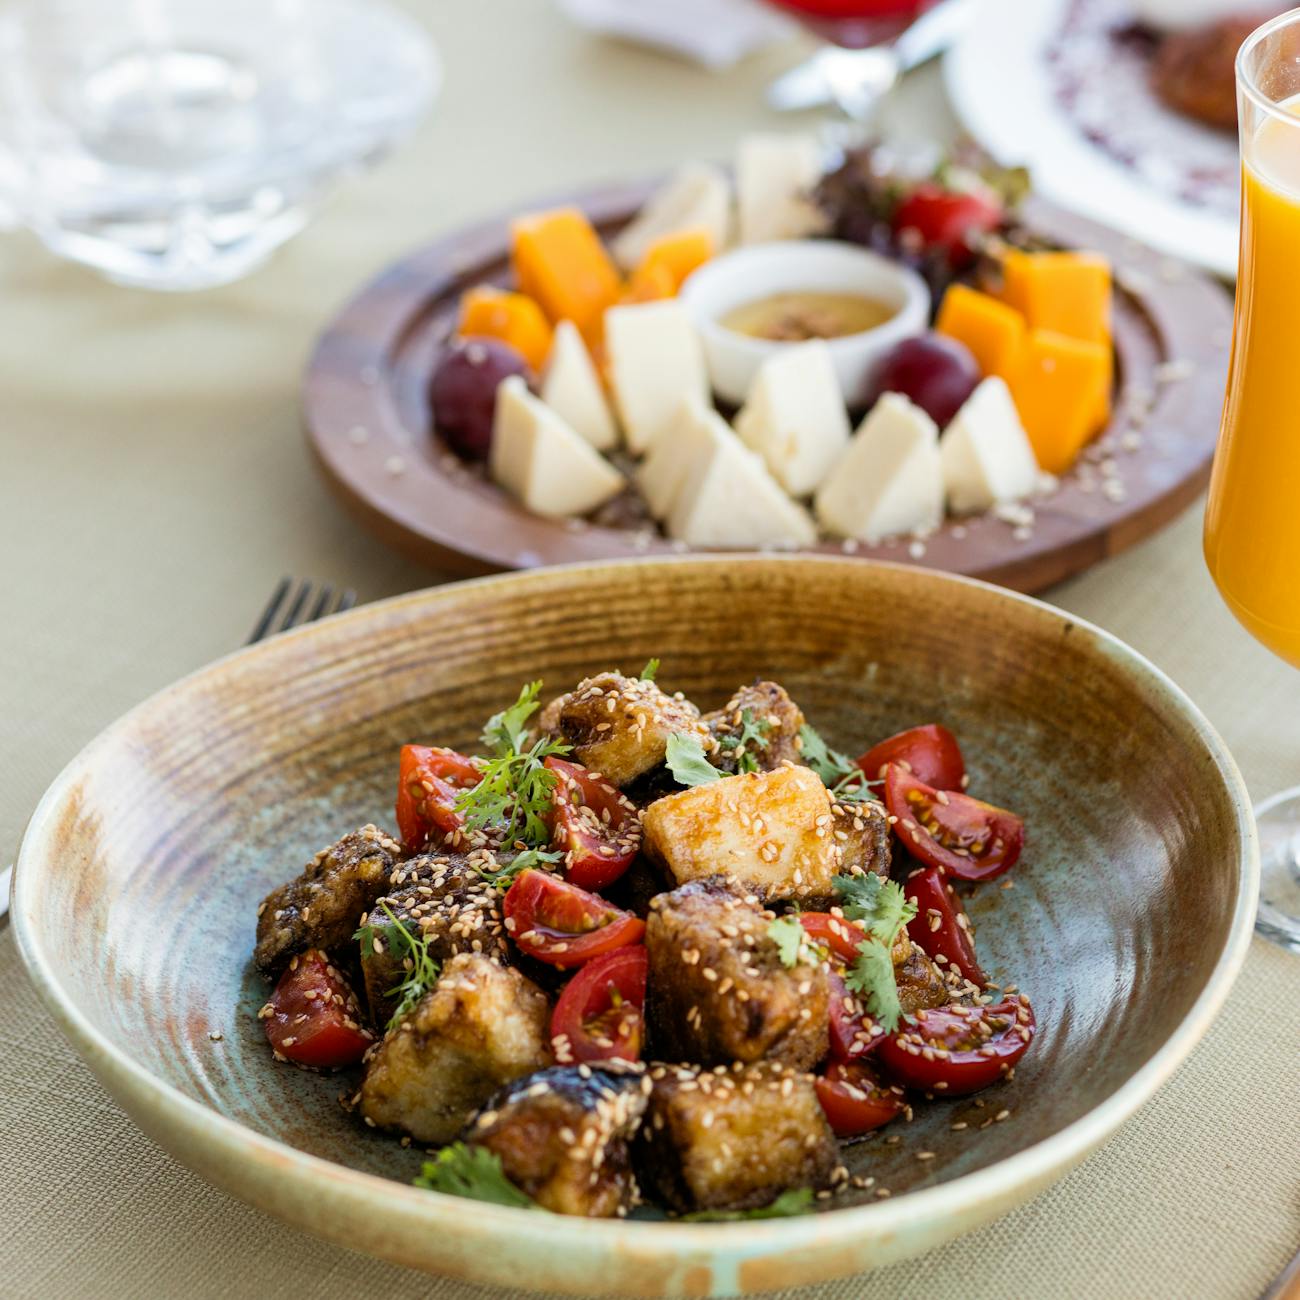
[735,133,823,246]
[604,299,709,455]
[734,339,850,497]
[490,376,624,518]
[667,427,817,548]
[540,320,619,452]
[939,376,1040,513]
[814,392,943,542]
[636,395,732,520]
[611,162,732,273]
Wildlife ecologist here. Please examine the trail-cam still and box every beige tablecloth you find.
[2,4,1299,1297]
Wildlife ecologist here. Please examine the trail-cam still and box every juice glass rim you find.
[1237,6,1300,122]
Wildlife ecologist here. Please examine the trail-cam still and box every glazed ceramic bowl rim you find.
[11,555,1259,1268]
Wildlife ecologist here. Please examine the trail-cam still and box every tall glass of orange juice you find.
[1205,9,1300,949]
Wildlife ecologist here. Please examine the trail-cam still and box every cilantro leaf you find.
[476,846,563,890]
[844,936,905,1034]
[640,657,660,682]
[798,724,858,786]
[833,874,917,945]
[481,680,544,756]
[680,1188,814,1221]
[665,732,722,786]
[766,915,808,968]
[364,900,441,1031]
[414,1142,538,1210]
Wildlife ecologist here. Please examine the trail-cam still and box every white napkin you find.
[555,0,799,69]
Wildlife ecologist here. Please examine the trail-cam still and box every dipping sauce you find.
[720,290,897,342]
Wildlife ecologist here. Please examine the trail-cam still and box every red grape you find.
[869,333,980,428]
[429,338,531,460]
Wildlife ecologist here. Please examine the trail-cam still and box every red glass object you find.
[765,0,931,48]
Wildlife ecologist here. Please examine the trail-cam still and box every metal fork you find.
[0,577,358,927]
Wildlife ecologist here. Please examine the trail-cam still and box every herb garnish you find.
[414,1142,538,1210]
[798,724,879,803]
[353,900,442,1031]
[639,657,660,682]
[766,915,809,969]
[476,845,563,890]
[834,875,918,1033]
[665,732,722,787]
[679,1188,814,1221]
[719,707,772,774]
[455,682,570,846]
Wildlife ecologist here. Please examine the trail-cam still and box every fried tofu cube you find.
[357,849,510,1025]
[555,671,709,788]
[641,765,838,903]
[895,940,951,1017]
[636,1062,837,1213]
[358,953,551,1144]
[645,879,829,1069]
[466,1065,650,1217]
[704,681,806,774]
[254,825,402,976]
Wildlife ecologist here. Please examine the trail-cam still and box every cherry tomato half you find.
[876,996,1036,1096]
[799,910,868,965]
[503,869,645,968]
[395,745,482,854]
[828,968,887,1062]
[884,765,1024,882]
[815,1060,905,1136]
[260,949,374,1069]
[904,865,985,987]
[544,757,642,891]
[891,181,1003,265]
[550,945,647,1064]
[857,724,965,790]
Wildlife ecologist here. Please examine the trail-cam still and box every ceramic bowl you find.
[12,557,1257,1296]
[678,240,930,405]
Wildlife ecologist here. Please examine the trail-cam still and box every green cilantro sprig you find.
[719,707,772,774]
[665,732,722,786]
[639,658,660,682]
[353,900,442,1032]
[415,1142,538,1210]
[798,724,879,803]
[834,874,918,1033]
[680,1188,814,1221]
[456,682,570,846]
[766,915,810,969]
[476,846,563,891]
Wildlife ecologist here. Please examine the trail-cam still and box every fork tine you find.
[308,583,335,623]
[247,576,291,645]
[278,578,314,634]
[336,588,357,615]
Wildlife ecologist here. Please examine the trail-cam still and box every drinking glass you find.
[1204,8,1300,951]
[0,0,438,290]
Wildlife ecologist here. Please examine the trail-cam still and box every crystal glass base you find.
[0,0,438,290]
[1255,785,1300,952]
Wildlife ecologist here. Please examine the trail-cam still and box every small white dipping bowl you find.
[679,239,931,407]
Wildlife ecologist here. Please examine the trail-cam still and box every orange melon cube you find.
[457,286,553,372]
[633,227,714,295]
[1010,328,1112,474]
[621,261,677,305]
[998,249,1112,345]
[510,207,623,342]
[936,284,1026,382]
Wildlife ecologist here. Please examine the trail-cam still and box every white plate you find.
[943,0,1240,278]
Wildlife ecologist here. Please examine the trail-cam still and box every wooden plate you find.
[303,181,1233,592]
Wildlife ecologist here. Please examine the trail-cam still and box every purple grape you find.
[868,333,981,428]
[429,337,531,460]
